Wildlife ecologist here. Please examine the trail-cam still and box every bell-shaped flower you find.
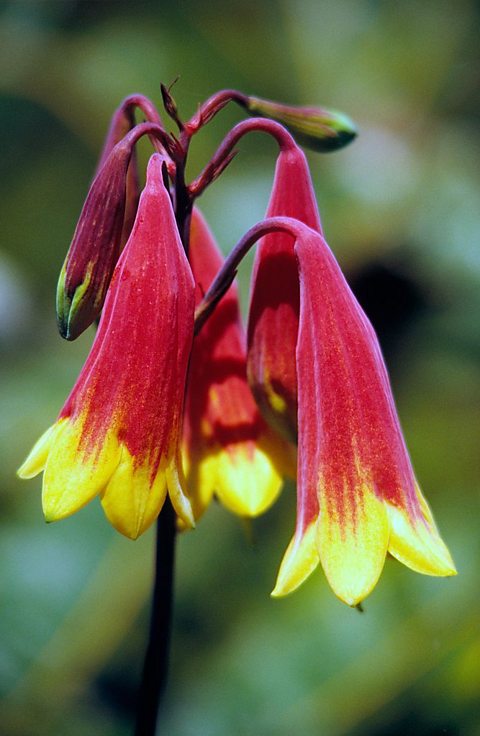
[18,154,195,539]
[247,142,322,442]
[183,208,293,520]
[270,226,456,605]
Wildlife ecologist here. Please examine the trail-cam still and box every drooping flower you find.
[247,141,322,442]
[182,208,293,520]
[18,154,195,539]
[269,225,456,605]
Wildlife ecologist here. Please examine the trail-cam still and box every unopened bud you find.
[56,137,133,340]
[245,96,357,152]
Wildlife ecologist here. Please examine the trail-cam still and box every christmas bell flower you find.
[183,208,293,520]
[18,153,195,539]
[247,141,322,442]
[270,225,456,605]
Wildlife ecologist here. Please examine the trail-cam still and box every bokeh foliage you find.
[1,1,479,734]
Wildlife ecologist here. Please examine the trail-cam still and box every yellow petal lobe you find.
[317,486,389,606]
[271,521,320,597]
[387,484,456,577]
[17,421,64,479]
[181,450,215,522]
[212,444,284,517]
[42,418,121,522]
[166,459,195,529]
[100,445,168,540]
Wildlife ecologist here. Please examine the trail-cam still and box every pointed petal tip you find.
[17,423,61,480]
[271,522,320,597]
[317,489,390,608]
[43,420,120,524]
[107,518,143,541]
[43,499,75,523]
[335,590,369,608]
[166,461,196,529]
[100,445,175,539]
[386,500,457,578]
[324,572,382,608]
[17,462,37,480]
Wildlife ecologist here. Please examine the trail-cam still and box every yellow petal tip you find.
[166,461,195,529]
[317,488,390,607]
[191,442,284,519]
[101,446,170,539]
[271,522,319,597]
[386,499,457,578]
[17,422,62,479]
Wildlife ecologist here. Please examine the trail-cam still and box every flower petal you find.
[247,144,322,441]
[386,484,457,576]
[42,417,121,522]
[166,460,195,529]
[271,521,320,597]
[17,421,64,479]
[100,445,168,540]
[317,485,390,606]
[213,442,283,517]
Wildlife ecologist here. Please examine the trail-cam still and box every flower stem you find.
[184,88,248,134]
[194,215,308,334]
[189,118,296,198]
[134,500,176,736]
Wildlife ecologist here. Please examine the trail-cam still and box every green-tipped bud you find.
[56,138,133,341]
[245,96,357,152]
[57,97,167,341]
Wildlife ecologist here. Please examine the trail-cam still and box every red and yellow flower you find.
[247,142,322,442]
[267,226,456,605]
[182,208,293,519]
[18,154,195,539]
[18,89,455,606]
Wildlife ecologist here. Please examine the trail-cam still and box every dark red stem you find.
[123,94,165,127]
[194,216,309,334]
[189,118,297,198]
[184,88,248,135]
[120,121,176,159]
[134,502,176,736]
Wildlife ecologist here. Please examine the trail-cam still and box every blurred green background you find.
[1,1,479,734]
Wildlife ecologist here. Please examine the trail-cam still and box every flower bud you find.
[245,96,357,152]
[56,137,133,341]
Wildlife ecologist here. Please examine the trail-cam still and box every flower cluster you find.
[18,88,455,605]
